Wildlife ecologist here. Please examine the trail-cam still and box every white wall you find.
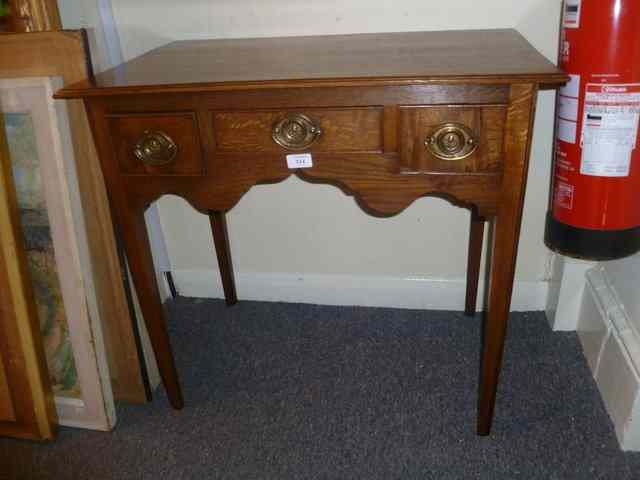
[106,0,563,308]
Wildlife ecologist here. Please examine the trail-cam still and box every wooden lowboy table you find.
[56,29,567,435]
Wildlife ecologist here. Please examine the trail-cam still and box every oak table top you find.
[58,29,566,97]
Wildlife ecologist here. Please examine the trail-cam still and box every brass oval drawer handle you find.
[425,123,478,161]
[272,113,323,150]
[133,130,178,166]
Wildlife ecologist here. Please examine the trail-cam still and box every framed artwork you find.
[0,76,115,430]
[0,30,154,411]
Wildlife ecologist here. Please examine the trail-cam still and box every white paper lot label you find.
[563,0,582,29]
[286,153,313,169]
[580,84,640,177]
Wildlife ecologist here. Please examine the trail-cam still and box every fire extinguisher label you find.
[557,74,581,143]
[560,74,581,99]
[580,83,640,177]
[558,118,578,144]
[563,0,582,29]
[555,182,575,210]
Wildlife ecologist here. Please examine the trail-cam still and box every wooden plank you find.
[0,233,18,424]
[0,31,149,403]
[0,110,56,440]
[0,345,16,421]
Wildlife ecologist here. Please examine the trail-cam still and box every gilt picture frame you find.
[0,0,61,33]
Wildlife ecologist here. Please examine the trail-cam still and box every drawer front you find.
[398,106,506,174]
[108,112,205,175]
[212,108,383,153]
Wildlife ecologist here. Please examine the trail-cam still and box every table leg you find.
[465,212,485,316]
[477,212,523,435]
[477,83,538,435]
[209,211,238,306]
[118,207,184,409]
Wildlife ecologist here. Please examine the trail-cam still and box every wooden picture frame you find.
[1,76,115,430]
[0,30,152,409]
[0,106,56,440]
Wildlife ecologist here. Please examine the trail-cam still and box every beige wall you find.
[109,1,562,295]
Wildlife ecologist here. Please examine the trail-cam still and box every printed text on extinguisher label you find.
[580,83,640,177]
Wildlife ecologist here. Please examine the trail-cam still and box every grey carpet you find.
[2,298,640,479]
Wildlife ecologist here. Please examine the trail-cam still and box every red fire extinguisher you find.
[546,0,640,259]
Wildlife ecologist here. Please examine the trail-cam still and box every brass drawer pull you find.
[133,130,178,166]
[272,113,323,150]
[425,123,478,161]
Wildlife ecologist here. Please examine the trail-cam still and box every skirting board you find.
[170,269,549,311]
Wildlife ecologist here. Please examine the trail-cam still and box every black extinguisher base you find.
[545,212,640,261]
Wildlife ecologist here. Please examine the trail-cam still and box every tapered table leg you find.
[477,213,522,435]
[117,207,183,409]
[465,212,485,316]
[477,83,538,435]
[209,211,238,306]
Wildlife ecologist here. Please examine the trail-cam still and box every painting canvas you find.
[3,112,80,398]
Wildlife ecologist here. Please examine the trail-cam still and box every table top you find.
[57,29,567,98]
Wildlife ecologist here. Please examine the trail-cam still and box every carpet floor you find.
[2,297,640,479]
